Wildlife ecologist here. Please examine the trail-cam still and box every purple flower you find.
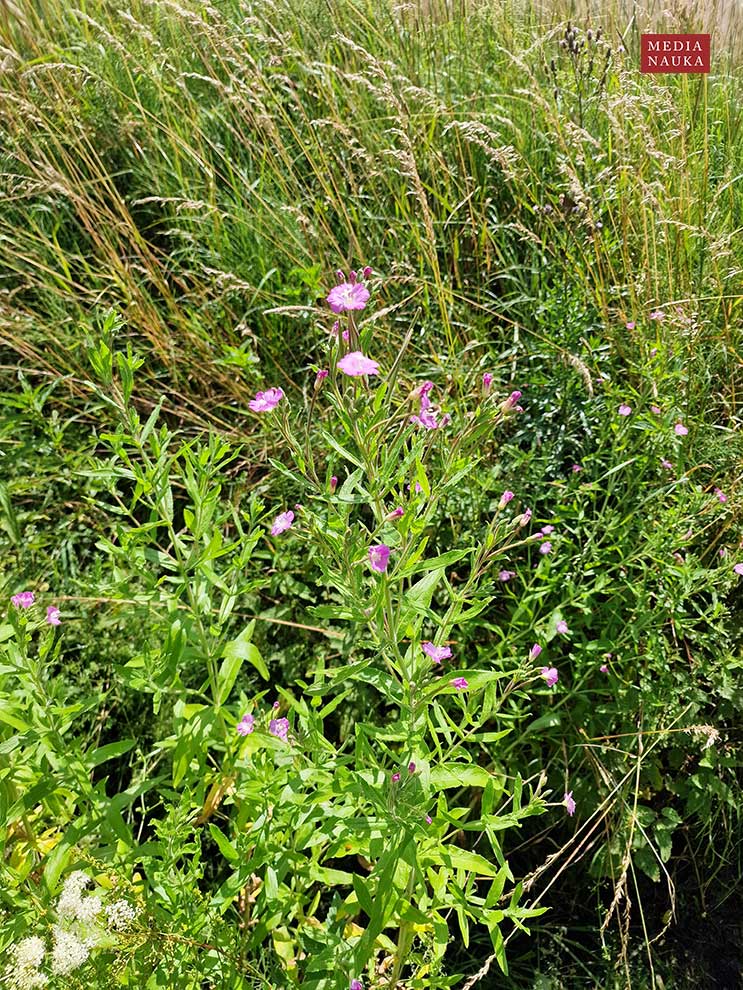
[482,372,494,393]
[350,981,363,990]
[498,490,514,509]
[337,351,380,377]
[46,605,61,626]
[571,464,583,473]
[315,369,328,388]
[425,814,432,824]
[269,717,290,742]
[542,525,554,534]
[714,487,727,504]
[529,643,542,660]
[661,459,674,470]
[499,570,516,582]
[368,544,391,573]
[563,791,576,816]
[556,620,569,635]
[450,677,468,690]
[651,405,661,415]
[540,666,559,686]
[408,761,416,774]
[674,422,688,436]
[236,714,255,736]
[329,475,338,493]
[391,772,401,783]
[10,591,34,609]
[385,507,404,521]
[734,563,743,576]
[518,508,532,527]
[625,321,635,330]
[501,390,523,413]
[270,510,295,536]
[539,541,552,555]
[249,387,284,413]
[600,664,608,673]
[618,404,632,417]
[649,309,665,320]
[422,641,452,664]
[326,281,370,314]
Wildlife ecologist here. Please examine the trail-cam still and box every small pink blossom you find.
[249,387,284,413]
[714,488,727,504]
[539,541,552,555]
[556,620,569,635]
[618,404,632,417]
[651,405,661,415]
[600,664,608,673]
[385,507,404,521]
[482,372,494,393]
[270,510,295,536]
[326,281,370,313]
[315,369,328,387]
[541,666,559,686]
[499,570,516,582]
[563,791,576,816]
[422,642,452,664]
[518,508,532,527]
[269,717,290,742]
[450,677,468,690]
[46,605,61,626]
[337,351,380,377]
[408,761,416,774]
[734,563,743,576]
[529,643,542,660]
[329,475,338,493]
[414,482,423,494]
[10,591,34,608]
[649,309,665,320]
[501,390,523,413]
[625,321,635,330]
[350,980,363,990]
[236,714,255,736]
[674,422,688,436]
[499,490,514,509]
[368,544,391,573]
[542,525,554,534]
[571,464,583,473]
[661,459,674,470]
[362,266,372,279]
[391,772,401,783]
[425,814,432,824]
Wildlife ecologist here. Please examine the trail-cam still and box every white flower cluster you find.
[2,871,139,987]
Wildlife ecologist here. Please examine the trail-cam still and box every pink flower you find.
[556,620,569,635]
[46,605,61,626]
[425,814,432,824]
[625,321,635,330]
[542,525,554,534]
[350,981,363,990]
[391,772,401,783]
[571,464,583,473]
[674,422,688,436]
[499,570,515,582]
[618,404,632,416]
[450,677,468,690]
[249,387,284,413]
[539,541,552,555]
[518,508,532,527]
[385,507,404,521]
[236,714,255,736]
[408,761,416,774]
[422,642,452,664]
[661,459,674,470]
[368,544,391,573]
[482,372,494,393]
[501,390,523,413]
[714,488,727,504]
[315,369,328,387]
[362,266,372,279]
[734,563,743,576]
[337,351,380,377]
[649,309,665,320]
[651,405,661,415]
[498,490,514,508]
[269,717,290,742]
[270,510,294,536]
[326,281,370,313]
[563,791,576,816]
[529,643,542,660]
[600,664,608,673]
[413,482,423,494]
[329,475,338,493]
[10,591,34,608]
[540,666,559,686]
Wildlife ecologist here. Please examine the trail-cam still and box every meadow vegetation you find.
[0,0,741,987]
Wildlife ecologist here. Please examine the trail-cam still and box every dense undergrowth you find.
[0,0,741,987]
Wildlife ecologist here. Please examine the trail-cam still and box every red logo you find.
[641,34,710,73]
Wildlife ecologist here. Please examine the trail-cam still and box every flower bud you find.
[329,475,338,493]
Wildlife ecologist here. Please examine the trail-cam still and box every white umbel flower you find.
[50,927,89,975]
[56,871,91,920]
[105,899,137,931]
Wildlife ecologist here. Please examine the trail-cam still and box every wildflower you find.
[410,386,449,430]
[625,321,635,330]
[425,814,432,824]
[499,570,515,582]
[674,422,688,436]
[385,507,404,521]
[661,459,674,470]
[270,510,294,536]
[269,717,290,742]
[501,390,523,413]
[236,714,255,736]
[362,266,373,279]
[540,666,559,686]
[618,404,632,416]
[539,541,552,555]
[6,936,48,989]
[542,525,554,534]
[563,791,576,816]
[498,490,514,509]
[529,643,542,661]
[651,405,661,415]
[649,309,665,320]
[249,387,284,413]
[556,620,569,635]
[422,642,452,664]
[450,677,468,690]
[482,372,494,393]
[391,772,401,783]
[714,488,727,504]
[411,380,435,401]
[329,475,338,493]
[408,761,416,774]
[326,281,370,314]
[105,900,137,931]
[413,482,423,494]
[734,563,743,576]
[50,927,89,976]
[314,369,328,388]
[571,464,583,473]
[46,606,61,626]
[368,544,391,573]
[57,872,91,920]
[75,895,102,925]
[337,351,380,377]
[350,981,364,990]
[517,508,532,527]
[11,591,34,608]
[600,664,608,673]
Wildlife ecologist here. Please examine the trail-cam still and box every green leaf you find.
[209,824,239,863]
[219,621,268,701]
[89,739,136,768]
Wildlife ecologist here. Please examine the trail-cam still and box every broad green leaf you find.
[219,621,268,701]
